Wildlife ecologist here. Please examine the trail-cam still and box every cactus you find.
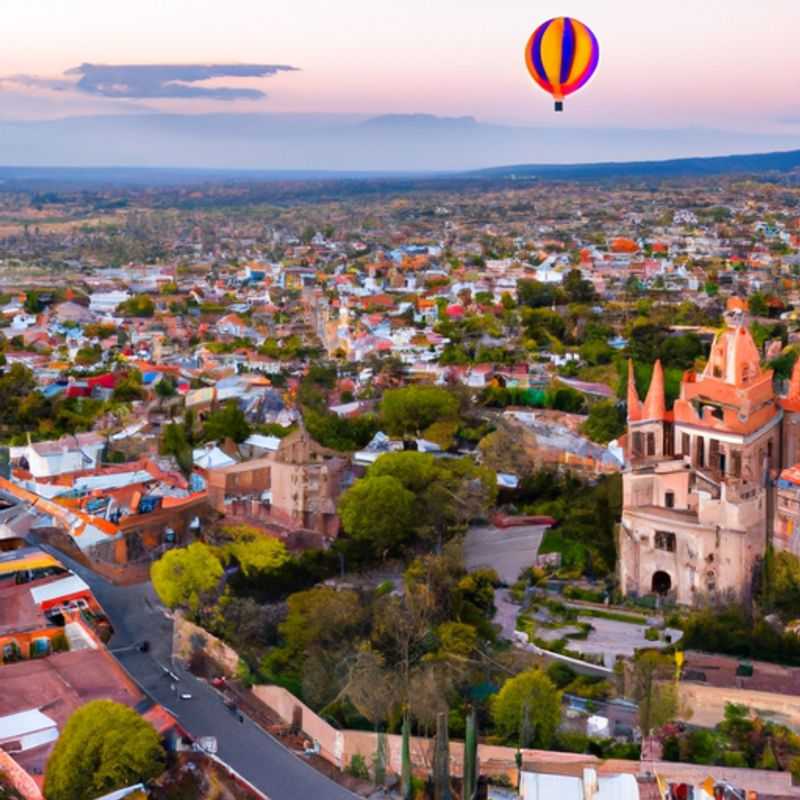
[402,712,413,800]
[463,707,478,800]
[433,711,451,800]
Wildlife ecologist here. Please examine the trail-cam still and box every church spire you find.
[643,359,667,421]
[627,359,642,422]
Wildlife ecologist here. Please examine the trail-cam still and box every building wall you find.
[620,503,763,605]
[677,680,800,731]
[0,626,65,661]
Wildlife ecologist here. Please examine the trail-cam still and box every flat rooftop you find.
[0,648,144,773]
[681,650,800,697]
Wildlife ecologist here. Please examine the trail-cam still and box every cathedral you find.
[619,322,800,605]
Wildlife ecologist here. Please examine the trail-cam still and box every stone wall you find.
[252,684,800,797]
[678,681,800,730]
[172,612,240,677]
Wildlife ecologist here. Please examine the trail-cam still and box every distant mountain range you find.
[0,111,797,179]
[468,148,800,181]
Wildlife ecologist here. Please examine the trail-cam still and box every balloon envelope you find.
[525,17,599,110]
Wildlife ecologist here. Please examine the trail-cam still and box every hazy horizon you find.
[0,0,798,169]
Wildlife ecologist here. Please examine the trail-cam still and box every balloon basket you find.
[554,101,564,112]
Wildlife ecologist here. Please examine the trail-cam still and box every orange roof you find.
[642,360,666,421]
[611,237,638,254]
[726,297,748,312]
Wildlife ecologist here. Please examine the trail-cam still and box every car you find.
[180,693,193,700]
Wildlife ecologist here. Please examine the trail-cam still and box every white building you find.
[24,433,105,479]
[89,290,131,315]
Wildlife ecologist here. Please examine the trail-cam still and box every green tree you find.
[160,421,193,477]
[579,338,614,365]
[44,700,164,800]
[630,651,678,736]
[219,524,289,578]
[24,290,42,314]
[155,375,177,399]
[279,586,366,665]
[770,551,800,616]
[338,475,416,556]
[117,294,155,318]
[202,400,251,443]
[112,370,144,403]
[563,269,595,303]
[381,386,459,438]
[581,401,625,444]
[749,292,769,317]
[151,542,223,612]
[491,669,561,748]
[518,280,562,309]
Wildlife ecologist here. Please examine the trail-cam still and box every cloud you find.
[64,63,298,101]
[1,63,299,103]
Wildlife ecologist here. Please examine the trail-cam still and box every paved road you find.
[464,524,546,584]
[31,540,357,800]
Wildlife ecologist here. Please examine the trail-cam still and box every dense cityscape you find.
[0,165,798,800]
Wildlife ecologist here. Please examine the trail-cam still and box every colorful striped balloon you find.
[525,17,599,112]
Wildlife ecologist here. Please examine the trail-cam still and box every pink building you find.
[620,323,800,605]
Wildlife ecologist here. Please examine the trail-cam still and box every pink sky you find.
[0,0,798,132]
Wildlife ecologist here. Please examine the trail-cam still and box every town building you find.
[620,323,800,605]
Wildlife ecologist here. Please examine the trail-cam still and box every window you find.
[655,531,677,552]
[646,432,656,457]
[664,424,674,457]
[731,451,742,478]
[632,431,643,457]
[682,433,690,456]
[665,491,675,509]
[696,437,705,468]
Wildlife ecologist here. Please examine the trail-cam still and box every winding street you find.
[30,540,357,800]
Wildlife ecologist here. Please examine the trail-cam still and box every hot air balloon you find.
[525,17,599,112]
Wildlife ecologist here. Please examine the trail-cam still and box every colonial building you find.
[619,323,800,605]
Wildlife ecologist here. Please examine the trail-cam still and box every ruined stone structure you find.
[619,323,800,605]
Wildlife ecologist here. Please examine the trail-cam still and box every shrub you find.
[347,754,370,780]
[645,627,661,642]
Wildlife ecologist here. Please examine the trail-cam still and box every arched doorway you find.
[652,570,672,595]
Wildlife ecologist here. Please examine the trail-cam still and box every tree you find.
[491,669,561,748]
[343,648,399,729]
[381,386,459,438]
[151,542,223,612]
[749,292,769,318]
[338,475,416,556]
[581,401,626,444]
[44,700,164,800]
[202,400,251,443]
[117,294,155,318]
[770,551,800,616]
[580,338,614,365]
[563,269,595,303]
[112,370,145,403]
[518,280,561,309]
[160,421,193,477]
[24,290,42,314]
[478,428,533,476]
[279,587,366,665]
[630,651,678,736]
[368,452,496,548]
[155,375,177,399]
[220,525,289,578]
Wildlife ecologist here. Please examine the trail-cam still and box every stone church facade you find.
[619,323,800,605]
